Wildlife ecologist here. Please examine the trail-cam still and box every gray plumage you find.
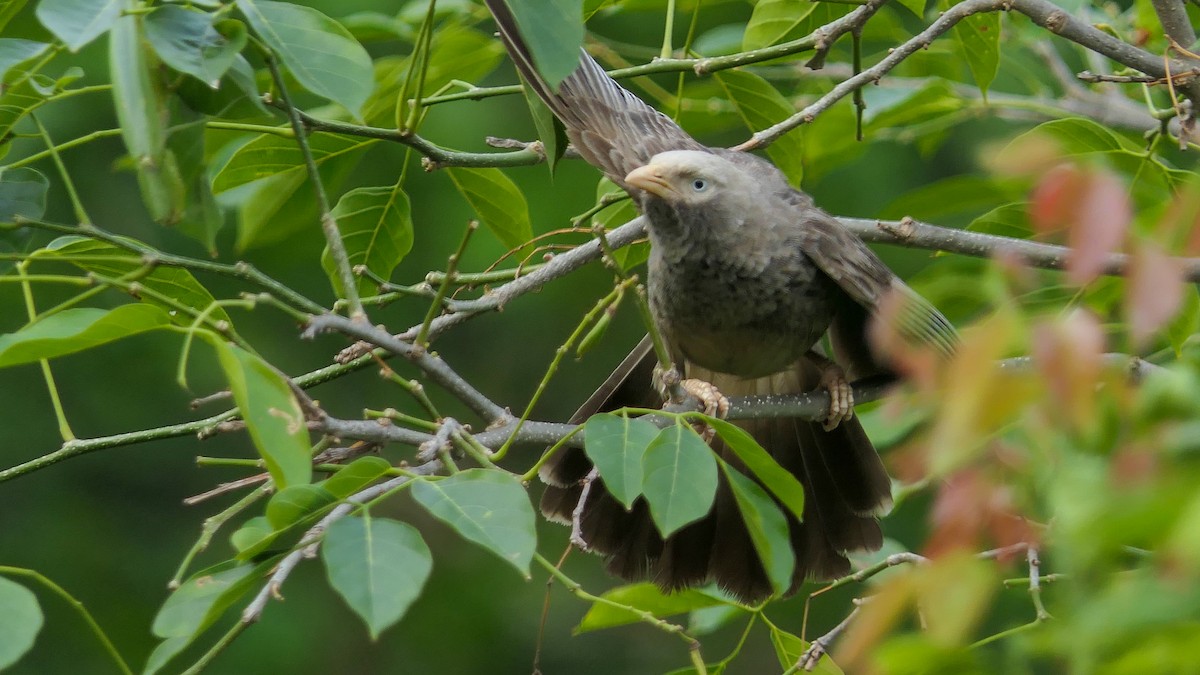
[485,0,956,601]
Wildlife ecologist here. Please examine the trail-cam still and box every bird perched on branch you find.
[484,0,956,601]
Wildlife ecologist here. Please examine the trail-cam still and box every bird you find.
[484,0,957,602]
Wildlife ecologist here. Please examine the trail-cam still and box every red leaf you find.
[1125,242,1186,347]
[1028,164,1132,285]
[1031,309,1105,430]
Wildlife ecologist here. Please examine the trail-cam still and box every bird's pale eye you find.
[691,178,708,192]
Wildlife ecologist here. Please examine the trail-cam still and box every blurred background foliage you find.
[2,0,1200,672]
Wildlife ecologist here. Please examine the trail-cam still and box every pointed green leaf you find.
[771,626,844,674]
[577,582,723,633]
[706,417,805,521]
[320,185,414,297]
[742,0,817,51]
[410,469,536,576]
[0,304,170,368]
[229,515,276,555]
[37,237,232,326]
[714,69,804,187]
[363,26,503,124]
[322,456,393,499]
[1167,286,1200,357]
[212,132,374,194]
[521,77,567,172]
[582,412,659,509]
[35,0,123,51]
[717,458,794,595]
[0,576,42,670]
[322,515,432,639]
[151,561,265,639]
[445,167,533,250]
[0,53,54,143]
[0,166,47,224]
[111,11,186,224]
[236,0,372,116]
[208,340,311,489]
[498,0,584,90]
[265,484,336,530]
[0,39,50,81]
[147,559,277,673]
[950,6,999,96]
[144,7,246,88]
[0,1,32,34]
[641,422,718,537]
[592,177,645,268]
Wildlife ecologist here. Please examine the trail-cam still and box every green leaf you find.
[576,582,723,633]
[37,236,232,327]
[499,0,584,90]
[35,0,122,51]
[147,560,275,673]
[229,515,276,555]
[144,6,246,88]
[410,469,536,576]
[742,0,816,51]
[896,0,928,16]
[582,412,659,509]
[771,626,844,674]
[0,0,32,33]
[717,458,794,595]
[641,422,718,537]
[0,39,50,81]
[592,177,644,266]
[950,6,999,96]
[322,456,393,499]
[0,166,47,224]
[445,167,533,250]
[688,604,745,636]
[322,515,433,639]
[714,69,804,186]
[363,26,504,124]
[236,0,372,116]
[151,561,265,639]
[320,185,414,297]
[209,340,312,489]
[521,79,567,172]
[265,484,336,530]
[1015,117,1135,155]
[0,576,42,670]
[706,417,805,520]
[111,11,186,224]
[212,132,374,194]
[0,54,54,144]
[0,305,170,368]
[1167,285,1200,357]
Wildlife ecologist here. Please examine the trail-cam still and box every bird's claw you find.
[819,365,854,431]
[680,378,729,442]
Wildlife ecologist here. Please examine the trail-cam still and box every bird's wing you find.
[787,193,959,358]
[485,0,706,186]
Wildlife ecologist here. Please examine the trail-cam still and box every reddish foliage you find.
[924,469,1037,559]
[1125,242,1186,347]
[1031,309,1105,429]
[1029,164,1132,285]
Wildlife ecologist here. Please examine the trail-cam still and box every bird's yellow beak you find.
[625,164,676,199]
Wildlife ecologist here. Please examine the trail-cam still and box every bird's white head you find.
[624,150,740,204]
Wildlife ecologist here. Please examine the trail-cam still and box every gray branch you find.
[1150,0,1197,49]
[741,0,1200,150]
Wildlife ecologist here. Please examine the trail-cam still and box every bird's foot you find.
[818,363,854,431]
[680,379,729,442]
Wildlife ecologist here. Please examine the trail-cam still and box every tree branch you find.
[739,0,1200,150]
[1150,0,1197,49]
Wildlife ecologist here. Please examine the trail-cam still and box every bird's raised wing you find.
[788,194,959,358]
[485,0,706,187]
